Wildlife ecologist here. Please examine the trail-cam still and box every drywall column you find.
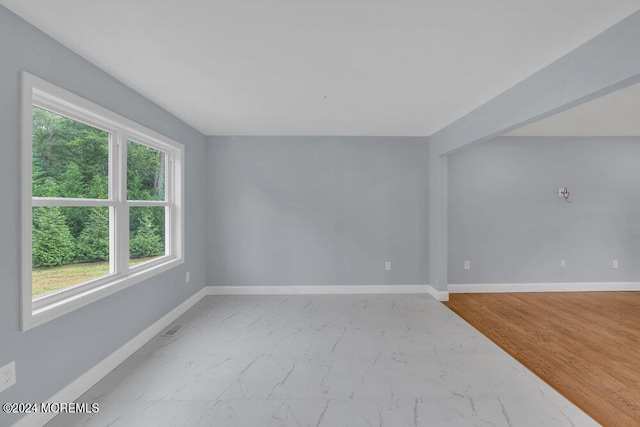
[426,9,640,293]
[428,153,447,292]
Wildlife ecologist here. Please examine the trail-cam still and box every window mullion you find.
[166,154,174,257]
[32,198,114,207]
[126,201,170,207]
[114,132,129,276]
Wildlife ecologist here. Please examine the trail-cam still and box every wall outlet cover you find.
[0,361,16,393]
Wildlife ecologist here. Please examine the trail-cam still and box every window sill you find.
[23,257,184,331]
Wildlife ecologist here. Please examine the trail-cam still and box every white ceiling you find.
[506,81,640,136]
[2,1,639,136]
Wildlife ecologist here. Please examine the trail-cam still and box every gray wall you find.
[206,136,429,286]
[427,10,640,291]
[448,136,640,284]
[0,7,207,426]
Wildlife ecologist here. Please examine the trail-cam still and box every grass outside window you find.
[33,257,155,299]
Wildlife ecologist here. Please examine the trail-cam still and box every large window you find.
[21,72,184,330]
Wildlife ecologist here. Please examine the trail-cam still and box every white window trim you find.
[21,72,184,331]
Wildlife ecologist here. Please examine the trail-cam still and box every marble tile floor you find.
[47,294,598,427]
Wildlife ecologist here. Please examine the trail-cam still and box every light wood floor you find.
[444,292,640,427]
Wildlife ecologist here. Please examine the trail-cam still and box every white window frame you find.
[21,72,184,331]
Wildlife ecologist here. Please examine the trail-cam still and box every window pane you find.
[32,206,111,300]
[130,206,166,266]
[32,106,109,199]
[127,140,166,201]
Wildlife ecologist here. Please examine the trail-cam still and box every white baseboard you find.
[429,287,449,301]
[448,282,640,294]
[206,284,449,301]
[14,288,207,427]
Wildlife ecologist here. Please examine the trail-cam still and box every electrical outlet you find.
[186,271,190,283]
[560,259,566,268]
[613,260,619,269]
[385,261,392,271]
[0,361,16,393]
[464,260,470,270]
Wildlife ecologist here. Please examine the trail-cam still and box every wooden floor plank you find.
[444,292,640,427]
